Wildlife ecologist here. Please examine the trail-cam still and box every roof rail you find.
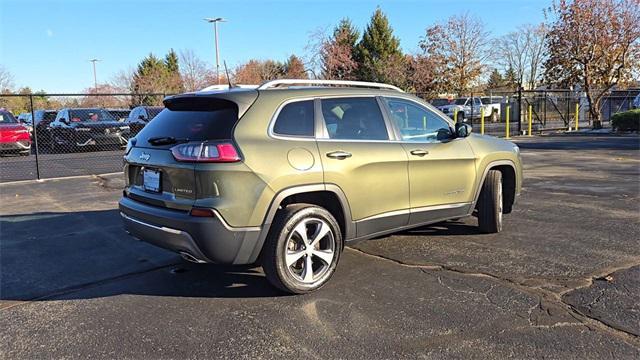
[257,79,404,92]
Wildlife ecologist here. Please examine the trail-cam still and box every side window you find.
[474,98,482,106]
[273,100,314,137]
[320,97,388,140]
[383,98,452,142]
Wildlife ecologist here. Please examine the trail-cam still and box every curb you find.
[0,172,122,186]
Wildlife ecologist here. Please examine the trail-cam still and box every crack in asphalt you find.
[346,247,640,346]
[0,262,182,311]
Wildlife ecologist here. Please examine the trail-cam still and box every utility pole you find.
[204,17,227,85]
[89,59,100,92]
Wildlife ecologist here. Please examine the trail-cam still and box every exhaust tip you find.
[179,251,206,264]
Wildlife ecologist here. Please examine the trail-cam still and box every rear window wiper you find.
[147,136,190,145]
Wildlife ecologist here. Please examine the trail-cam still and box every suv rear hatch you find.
[124,90,258,211]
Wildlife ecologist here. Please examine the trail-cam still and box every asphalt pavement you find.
[1,134,639,359]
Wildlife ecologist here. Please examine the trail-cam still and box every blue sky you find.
[1,0,549,92]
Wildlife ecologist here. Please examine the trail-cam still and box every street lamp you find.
[204,17,227,85]
[89,59,100,92]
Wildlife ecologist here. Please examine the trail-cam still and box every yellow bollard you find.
[454,109,458,123]
[480,108,485,135]
[505,106,510,139]
[423,115,427,130]
[528,104,533,136]
[575,103,579,131]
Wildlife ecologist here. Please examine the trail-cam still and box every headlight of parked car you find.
[75,127,92,132]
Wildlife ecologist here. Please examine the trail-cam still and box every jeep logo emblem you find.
[139,152,150,161]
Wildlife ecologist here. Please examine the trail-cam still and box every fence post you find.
[575,102,579,131]
[506,105,511,139]
[517,86,522,134]
[29,95,41,180]
[543,91,547,126]
[528,104,532,136]
[480,107,485,135]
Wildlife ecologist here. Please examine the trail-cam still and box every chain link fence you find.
[0,93,166,182]
[418,89,639,136]
[1,89,638,183]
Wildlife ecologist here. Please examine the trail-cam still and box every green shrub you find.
[611,109,640,131]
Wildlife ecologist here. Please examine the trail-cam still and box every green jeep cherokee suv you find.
[119,80,522,293]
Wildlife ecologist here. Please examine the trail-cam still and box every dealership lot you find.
[1,134,639,358]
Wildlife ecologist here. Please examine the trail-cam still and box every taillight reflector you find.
[170,142,240,163]
[190,208,215,217]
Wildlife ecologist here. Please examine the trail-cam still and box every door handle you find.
[326,151,352,159]
[410,149,429,156]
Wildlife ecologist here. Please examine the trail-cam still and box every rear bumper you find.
[76,134,128,147]
[119,196,263,265]
[0,140,31,151]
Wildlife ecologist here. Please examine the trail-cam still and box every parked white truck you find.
[481,96,502,122]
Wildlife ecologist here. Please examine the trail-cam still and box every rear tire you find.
[262,204,342,294]
[477,170,503,233]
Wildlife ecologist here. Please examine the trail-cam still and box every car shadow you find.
[398,220,481,236]
[0,210,283,302]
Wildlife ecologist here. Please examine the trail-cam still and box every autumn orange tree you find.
[544,0,640,128]
[321,18,359,80]
[420,13,492,96]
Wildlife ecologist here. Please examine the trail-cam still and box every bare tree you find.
[0,65,15,92]
[496,24,547,90]
[179,49,216,91]
[525,24,547,90]
[545,0,640,128]
[420,13,492,95]
[110,67,135,93]
[496,29,530,89]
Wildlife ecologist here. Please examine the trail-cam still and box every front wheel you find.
[477,170,503,233]
[262,204,342,294]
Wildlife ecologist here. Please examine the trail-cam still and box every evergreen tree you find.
[486,69,504,90]
[321,18,360,80]
[504,67,518,89]
[164,49,180,74]
[334,18,359,50]
[355,8,405,86]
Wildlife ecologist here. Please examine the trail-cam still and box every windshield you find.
[454,98,468,105]
[0,111,18,124]
[69,109,116,122]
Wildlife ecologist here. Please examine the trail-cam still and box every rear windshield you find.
[454,98,467,105]
[0,111,18,124]
[136,97,238,147]
[431,99,450,107]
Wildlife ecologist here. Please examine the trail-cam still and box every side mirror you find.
[455,123,472,138]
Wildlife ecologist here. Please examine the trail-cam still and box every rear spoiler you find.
[164,89,259,118]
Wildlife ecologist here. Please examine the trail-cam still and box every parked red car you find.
[0,110,31,156]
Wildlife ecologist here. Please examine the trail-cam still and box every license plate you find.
[143,169,161,192]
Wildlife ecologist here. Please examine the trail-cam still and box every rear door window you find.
[136,97,239,148]
[273,100,314,137]
[320,97,389,140]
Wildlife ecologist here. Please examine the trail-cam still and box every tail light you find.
[170,141,240,163]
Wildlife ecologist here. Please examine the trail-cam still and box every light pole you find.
[204,17,226,84]
[89,59,100,92]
